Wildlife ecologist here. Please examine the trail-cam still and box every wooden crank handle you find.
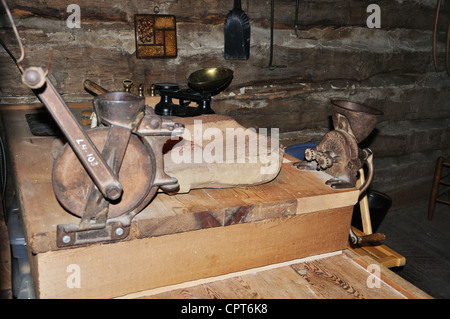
[84,79,109,95]
[356,232,386,245]
[349,228,386,245]
[358,148,373,197]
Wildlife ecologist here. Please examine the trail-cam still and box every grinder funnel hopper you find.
[93,92,145,129]
[331,100,383,143]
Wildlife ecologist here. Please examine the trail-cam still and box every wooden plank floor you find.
[124,250,430,299]
[378,200,450,299]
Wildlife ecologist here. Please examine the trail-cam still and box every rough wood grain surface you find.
[31,208,353,298]
[138,250,432,299]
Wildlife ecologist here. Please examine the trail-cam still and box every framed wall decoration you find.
[134,14,177,59]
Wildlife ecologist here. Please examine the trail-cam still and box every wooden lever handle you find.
[84,79,108,95]
[357,232,386,245]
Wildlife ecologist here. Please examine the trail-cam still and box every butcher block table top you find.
[0,104,431,299]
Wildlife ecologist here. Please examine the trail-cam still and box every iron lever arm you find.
[80,125,131,230]
[22,67,123,201]
[0,0,122,201]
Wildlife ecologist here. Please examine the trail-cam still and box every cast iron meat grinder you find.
[295,100,386,245]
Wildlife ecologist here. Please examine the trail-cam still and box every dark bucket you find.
[285,142,319,161]
[352,190,392,233]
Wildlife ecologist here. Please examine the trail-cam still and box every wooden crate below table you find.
[33,207,352,298]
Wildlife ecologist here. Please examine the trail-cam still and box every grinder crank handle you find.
[358,148,373,197]
[349,227,386,245]
[22,67,123,201]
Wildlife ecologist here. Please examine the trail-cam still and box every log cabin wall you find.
[1,0,449,209]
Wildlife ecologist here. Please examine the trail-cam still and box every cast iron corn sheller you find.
[1,0,184,246]
[22,68,126,201]
[1,0,122,201]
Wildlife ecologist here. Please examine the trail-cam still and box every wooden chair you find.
[428,157,450,220]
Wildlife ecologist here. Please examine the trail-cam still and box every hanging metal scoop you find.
[224,0,251,60]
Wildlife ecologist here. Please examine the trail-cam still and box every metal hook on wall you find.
[433,0,450,76]
[266,0,286,70]
[1,0,54,80]
[294,0,299,37]
[1,0,25,71]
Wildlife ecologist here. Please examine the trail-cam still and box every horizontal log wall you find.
[1,0,449,208]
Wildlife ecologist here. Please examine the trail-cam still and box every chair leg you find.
[428,157,444,220]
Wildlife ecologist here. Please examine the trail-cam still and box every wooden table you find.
[0,104,430,299]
